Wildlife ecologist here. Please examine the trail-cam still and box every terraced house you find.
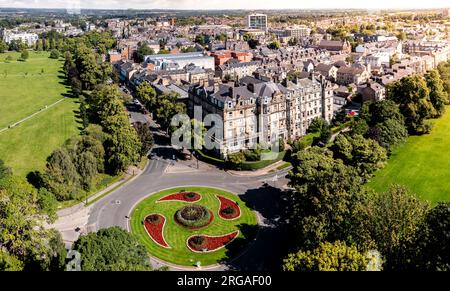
[188,75,333,158]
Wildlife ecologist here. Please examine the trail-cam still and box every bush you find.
[145,214,161,224]
[175,205,212,228]
[190,236,206,248]
[49,49,60,59]
[221,206,236,215]
[421,120,434,135]
[195,150,226,166]
[239,151,286,171]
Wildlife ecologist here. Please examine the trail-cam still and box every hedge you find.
[195,149,226,166]
[195,149,286,171]
[238,151,286,171]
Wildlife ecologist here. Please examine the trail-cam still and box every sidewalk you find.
[226,160,291,177]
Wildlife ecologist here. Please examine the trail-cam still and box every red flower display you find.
[187,230,239,253]
[143,214,170,248]
[157,192,201,203]
[217,195,241,220]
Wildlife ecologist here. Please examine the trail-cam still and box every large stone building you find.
[188,75,333,158]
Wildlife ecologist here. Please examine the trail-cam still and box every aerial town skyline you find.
[0,0,449,10]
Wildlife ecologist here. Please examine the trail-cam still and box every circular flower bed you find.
[131,187,258,267]
[158,191,201,203]
[175,204,213,229]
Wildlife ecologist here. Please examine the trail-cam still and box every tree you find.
[283,241,368,271]
[350,117,369,136]
[36,188,58,223]
[247,38,259,49]
[330,134,387,181]
[288,37,298,46]
[312,123,332,147]
[307,117,328,134]
[425,70,447,117]
[414,202,450,271]
[49,49,60,59]
[228,151,245,167]
[388,75,435,133]
[396,31,407,41]
[136,43,155,63]
[362,185,429,270]
[194,34,206,46]
[366,99,405,126]
[367,118,408,151]
[72,227,152,271]
[133,122,154,157]
[42,148,80,201]
[437,61,450,100]
[0,175,64,271]
[75,151,98,191]
[268,40,281,50]
[155,93,185,134]
[288,147,369,249]
[136,81,157,111]
[0,40,7,53]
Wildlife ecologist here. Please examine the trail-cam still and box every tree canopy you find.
[72,227,152,271]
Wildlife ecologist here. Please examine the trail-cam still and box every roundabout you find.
[130,186,258,267]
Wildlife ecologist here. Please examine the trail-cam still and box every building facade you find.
[188,75,333,158]
[247,14,268,31]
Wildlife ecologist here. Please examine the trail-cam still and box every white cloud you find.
[0,0,448,10]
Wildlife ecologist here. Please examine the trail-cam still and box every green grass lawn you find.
[367,106,450,205]
[0,51,80,177]
[130,186,258,267]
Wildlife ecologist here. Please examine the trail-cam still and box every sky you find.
[0,0,449,10]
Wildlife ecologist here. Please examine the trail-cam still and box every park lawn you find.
[131,186,258,267]
[0,97,79,177]
[367,106,450,205]
[0,50,80,177]
[0,51,67,129]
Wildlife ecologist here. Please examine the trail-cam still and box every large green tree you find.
[136,81,157,111]
[414,202,449,271]
[0,175,66,271]
[388,75,435,133]
[283,241,368,271]
[287,147,369,249]
[330,134,387,181]
[425,69,447,117]
[362,185,429,270]
[42,148,80,201]
[72,227,152,271]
